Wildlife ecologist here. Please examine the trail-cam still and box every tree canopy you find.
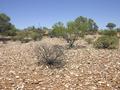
[106,23,116,30]
[0,13,17,36]
[74,16,98,33]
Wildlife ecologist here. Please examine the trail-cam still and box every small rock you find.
[15,76,19,79]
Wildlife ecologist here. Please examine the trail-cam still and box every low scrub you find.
[99,30,117,36]
[12,30,43,42]
[36,44,66,69]
[94,36,119,49]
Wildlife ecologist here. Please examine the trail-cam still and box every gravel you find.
[0,37,120,90]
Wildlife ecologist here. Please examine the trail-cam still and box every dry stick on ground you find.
[36,44,66,69]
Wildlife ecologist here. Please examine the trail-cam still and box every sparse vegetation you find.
[10,27,44,43]
[48,16,99,48]
[100,30,117,36]
[0,12,120,90]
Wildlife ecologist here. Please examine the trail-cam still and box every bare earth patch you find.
[0,37,120,90]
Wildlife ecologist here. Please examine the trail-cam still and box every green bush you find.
[94,36,119,49]
[49,29,66,38]
[12,36,31,43]
[28,32,42,41]
[50,22,66,38]
[11,31,25,41]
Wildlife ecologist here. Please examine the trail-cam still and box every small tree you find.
[0,13,17,36]
[64,21,80,48]
[106,23,116,30]
[64,33,78,48]
[75,16,98,34]
[50,22,66,37]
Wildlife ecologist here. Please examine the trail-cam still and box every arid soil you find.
[0,37,120,90]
